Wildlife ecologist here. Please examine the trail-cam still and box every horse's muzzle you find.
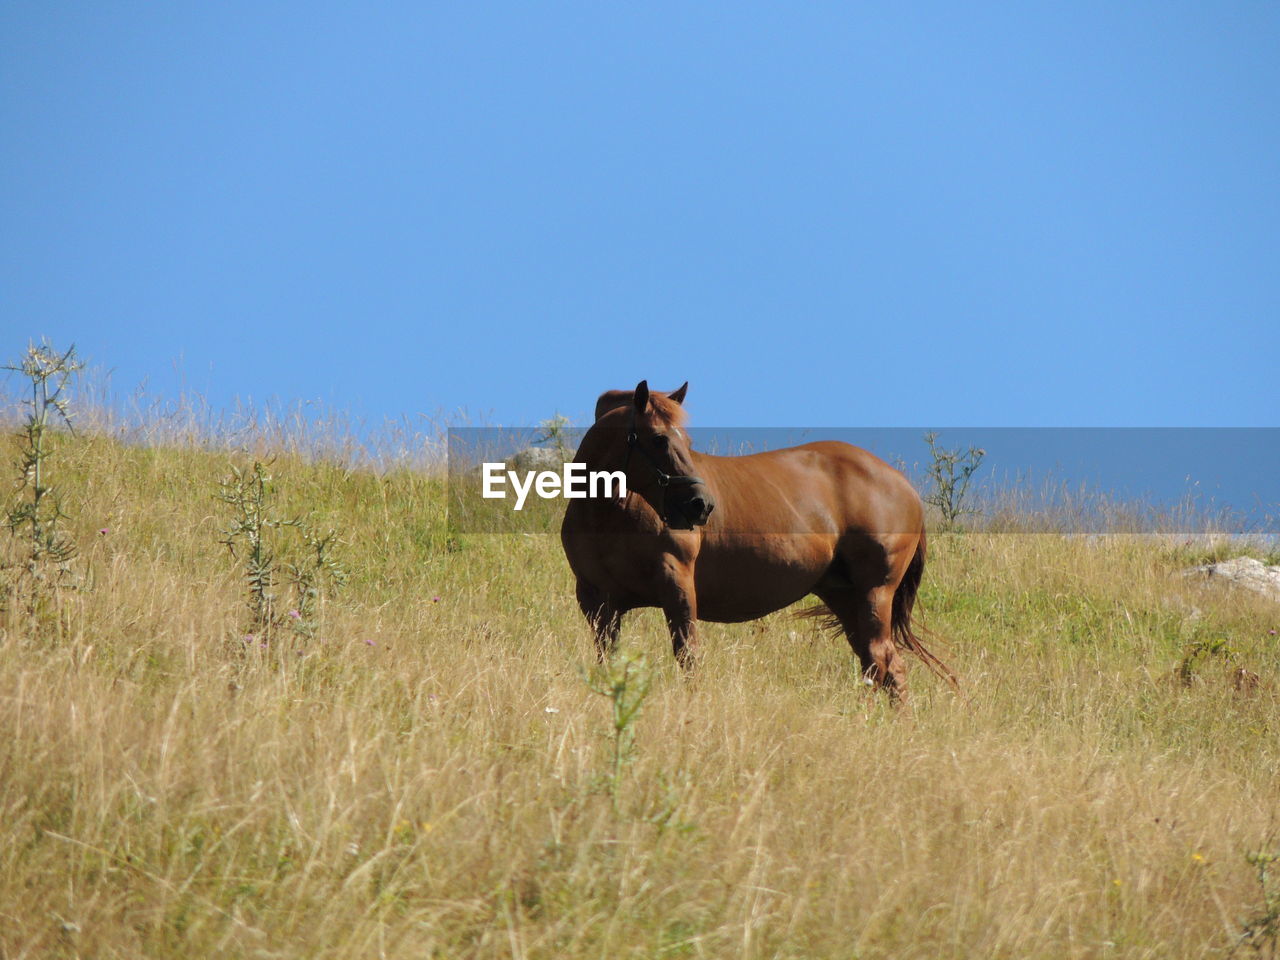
[669,490,715,529]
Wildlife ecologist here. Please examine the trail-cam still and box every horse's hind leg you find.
[815,586,907,701]
[861,588,908,700]
[813,588,872,680]
[576,580,622,661]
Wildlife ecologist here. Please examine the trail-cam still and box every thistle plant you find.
[218,460,345,645]
[923,431,986,531]
[2,341,84,620]
[582,651,653,802]
[1235,848,1280,957]
[284,526,346,640]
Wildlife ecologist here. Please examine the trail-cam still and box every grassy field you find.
[1,420,1278,959]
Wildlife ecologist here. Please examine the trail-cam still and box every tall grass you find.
[0,401,1276,959]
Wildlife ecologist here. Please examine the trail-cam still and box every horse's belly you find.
[696,586,814,623]
[693,536,832,623]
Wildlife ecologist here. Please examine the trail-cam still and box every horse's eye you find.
[652,434,670,450]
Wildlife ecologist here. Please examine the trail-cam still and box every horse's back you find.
[695,440,922,538]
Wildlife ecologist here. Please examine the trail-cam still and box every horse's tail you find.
[892,530,959,690]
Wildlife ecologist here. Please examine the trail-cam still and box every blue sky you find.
[2,2,1277,429]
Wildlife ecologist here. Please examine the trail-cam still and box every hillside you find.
[1,426,1277,959]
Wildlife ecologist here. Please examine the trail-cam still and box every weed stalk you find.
[2,340,83,628]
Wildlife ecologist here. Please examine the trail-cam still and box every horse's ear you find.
[667,382,688,405]
[633,380,650,413]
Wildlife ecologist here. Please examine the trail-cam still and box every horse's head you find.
[592,380,715,529]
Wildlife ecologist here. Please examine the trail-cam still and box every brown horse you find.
[560,380,952,700]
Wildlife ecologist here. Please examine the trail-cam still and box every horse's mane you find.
[648,393,689,430]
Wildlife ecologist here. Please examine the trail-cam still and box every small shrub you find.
[1175,636,1237,687]
[534,414,573,460]
[922,431,985,531]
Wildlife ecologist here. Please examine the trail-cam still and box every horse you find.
[560,380,953,701]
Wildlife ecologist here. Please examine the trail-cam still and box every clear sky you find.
[2,2,1277,429]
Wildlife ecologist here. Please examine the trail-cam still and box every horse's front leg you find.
[658,564,699,671]
[576,580,622,662]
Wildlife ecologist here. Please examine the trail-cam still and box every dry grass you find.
[1,424,1278,959]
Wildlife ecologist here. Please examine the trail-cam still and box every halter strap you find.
[621,407,707,523]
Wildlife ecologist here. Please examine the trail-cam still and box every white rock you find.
[1182,556,1280,603]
